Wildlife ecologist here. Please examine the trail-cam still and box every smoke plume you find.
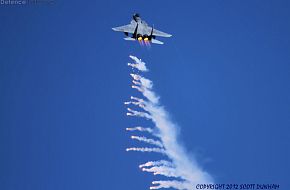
[125,55,213,189]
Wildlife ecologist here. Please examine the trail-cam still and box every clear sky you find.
[0,1,289,190]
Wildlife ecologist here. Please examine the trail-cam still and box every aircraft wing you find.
[151,27,172,37]
[112,22,137,34]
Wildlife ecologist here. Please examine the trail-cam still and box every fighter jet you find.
[112,13,172,45]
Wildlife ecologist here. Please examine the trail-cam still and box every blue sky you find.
[0,1,290,190]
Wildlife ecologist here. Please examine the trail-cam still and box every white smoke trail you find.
[132,85,144,92]
[132,80,142,86]
[124,101,145,108]
[126,147,165,154]
[139,160,173,168]
[142,166,180,178]
[125,56,213,189]
[130,73,141,81]
[126,108,151,119]
[128,55,148,72]
[131,136,163,147]
[126,126,153,133]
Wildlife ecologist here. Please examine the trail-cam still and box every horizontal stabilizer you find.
[124,37,136,41]
[151,39,164,45]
